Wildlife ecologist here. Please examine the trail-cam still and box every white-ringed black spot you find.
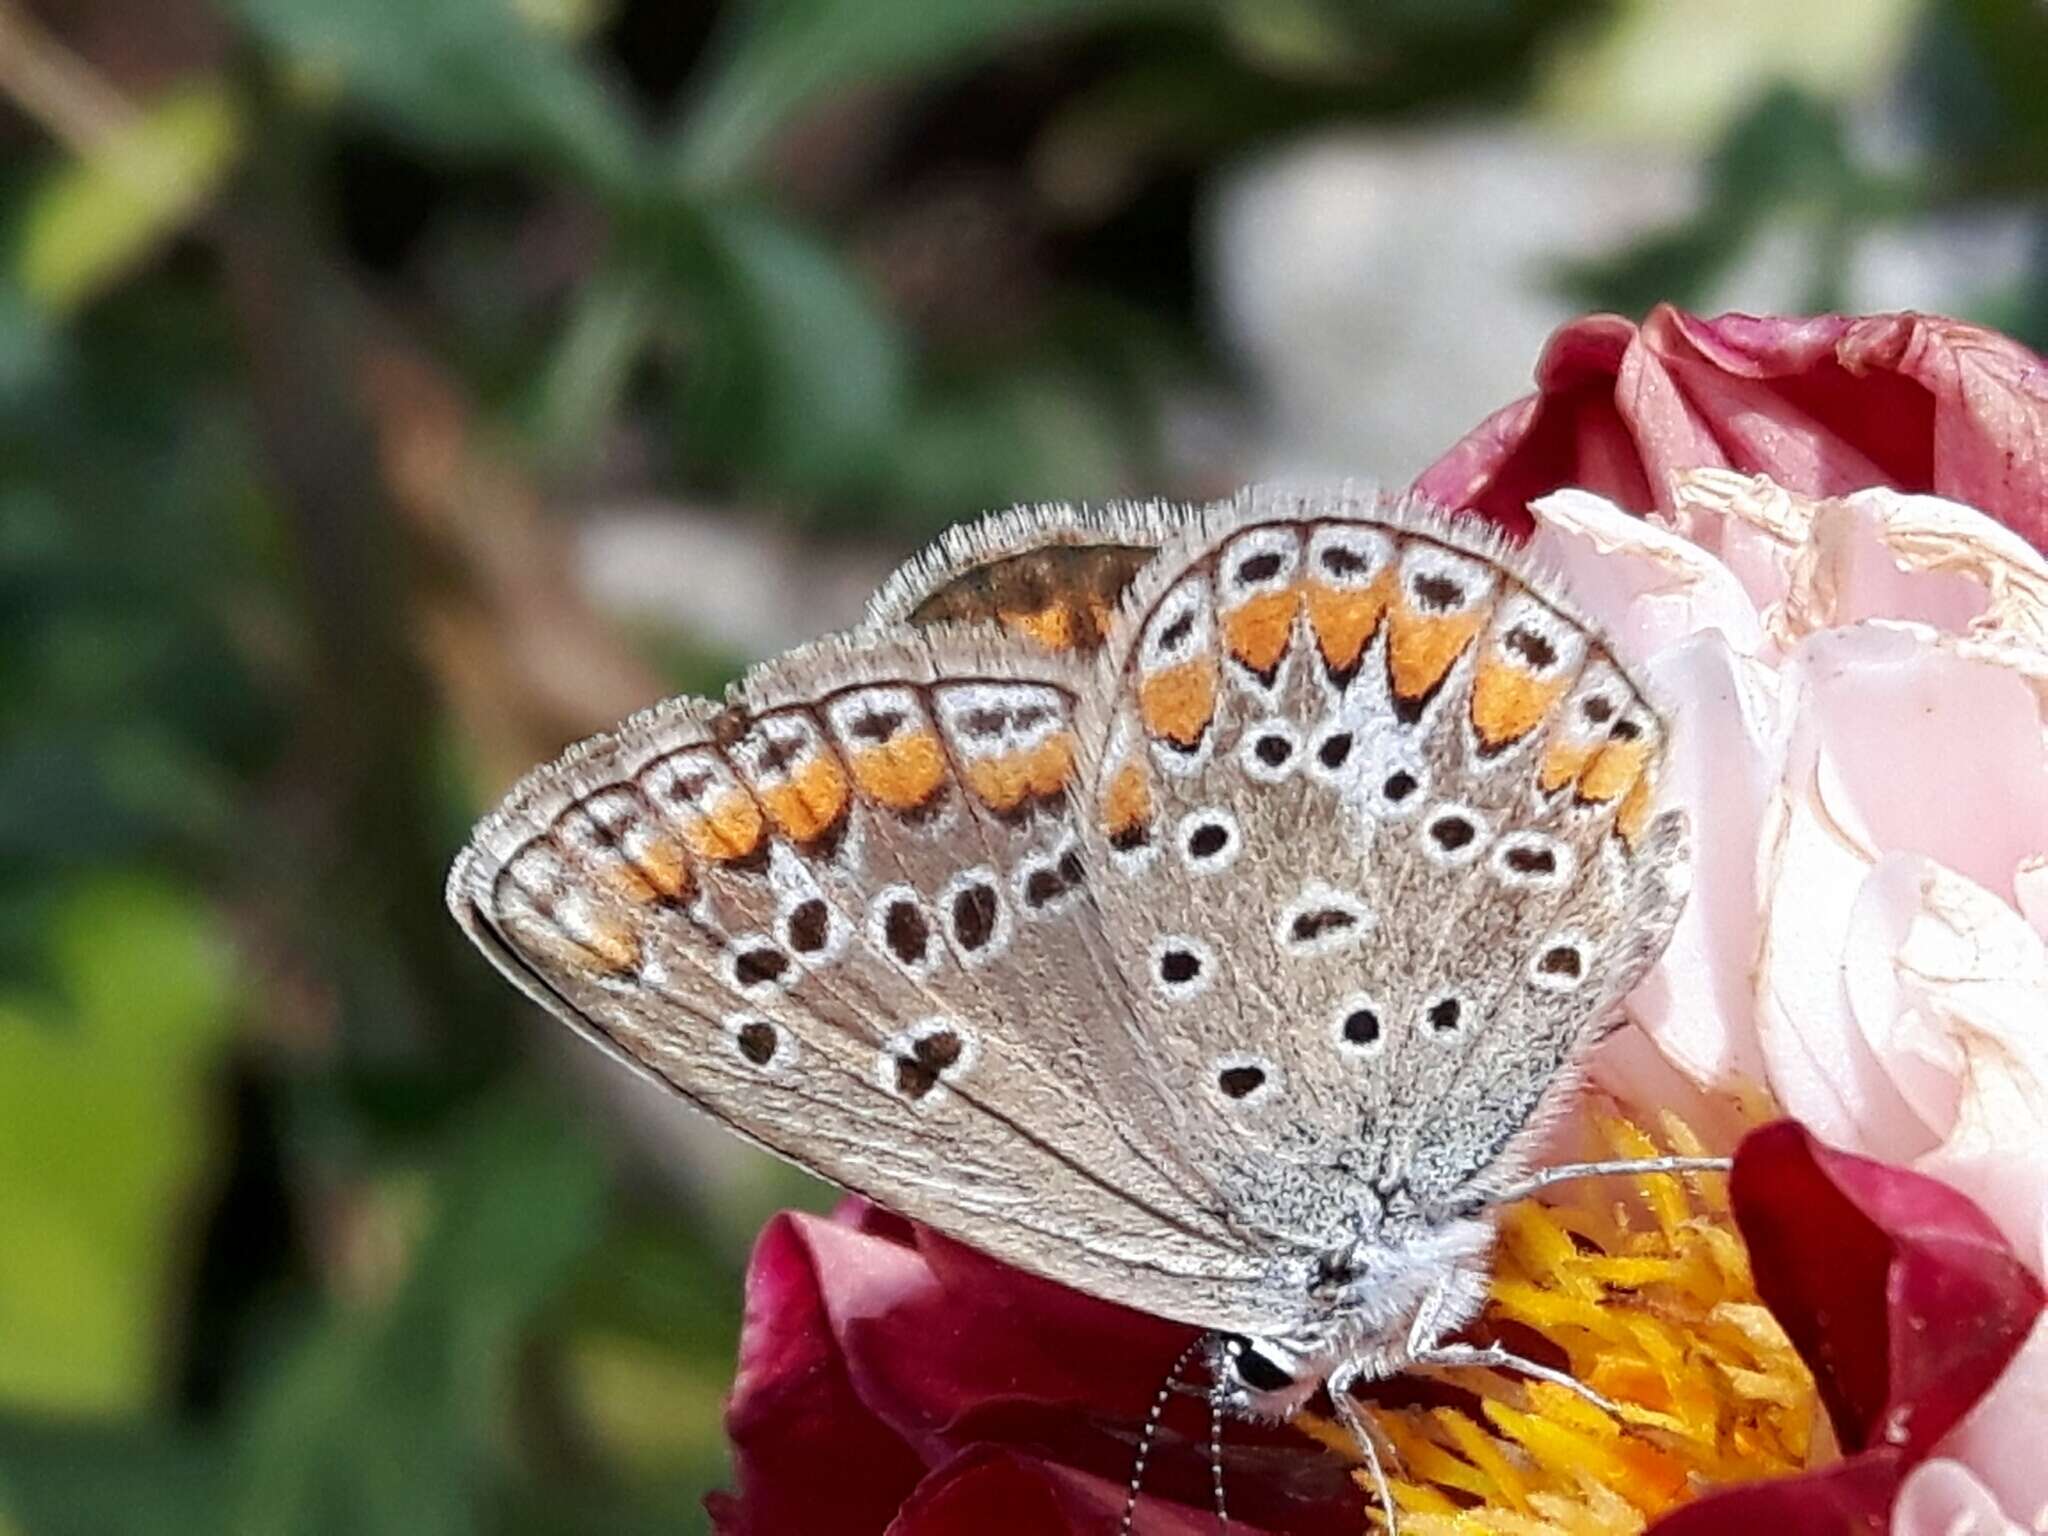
[1254,734,1292,767]
[1583,696,1616,724]
[1540,945,1584,979]
[1157,611,1195,650]
[1151,933,1216,998]
[785,898,831,953]
[1504,626,1558,670]
[1340,1006,1381,1048]
[878,894,931,968]
[880,1018,976,1103]
[1320,547,1369,577]
[1427,996,1462,1034]
[951,883,999,951]
[1291,909,1357,943]
[1429,814,1476,851]
[1188,823,1229,858]
[1611,717,1644,741]
[1413,574,1464,610]
[1383,770,1418,803]
[1318,732,1353,770]
[734,947,788,988]
[1218,1063,1265,1099]
[736,1021,778,1066]
[1236,552,1284,583]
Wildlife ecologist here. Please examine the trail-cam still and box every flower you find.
[1412,307,2048,553]
[710,314,2048,1533]
[1515,468,2048,1532]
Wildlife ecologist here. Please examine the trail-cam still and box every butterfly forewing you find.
[448,625,1270,1326]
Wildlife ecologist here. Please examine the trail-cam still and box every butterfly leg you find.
[1405,1339,1623,1418]
[1326,1363,1400,1536]
[1400,1271,1621,1418]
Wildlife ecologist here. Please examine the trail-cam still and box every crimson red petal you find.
[709,1208,928,1536]
[1641,1122,2045,1536]
[1731,1120,2044,1457]
[885,1447,1249,1536]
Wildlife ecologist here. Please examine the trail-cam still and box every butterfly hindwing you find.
[1074,486,1687,1240]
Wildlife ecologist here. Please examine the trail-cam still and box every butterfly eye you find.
[1222,1335,1297,1393]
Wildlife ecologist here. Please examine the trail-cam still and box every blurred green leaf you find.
[224,1095,607,1536]
[661,203,908,496]
[224,0,644,191]
[13,84,242,316]
[0,875,238,1414]
[1556,85,1866,315]
[673,0,1204,186]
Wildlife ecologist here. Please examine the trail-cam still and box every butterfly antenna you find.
[1121,1336,1206,1536]
[1207,1366,1230,1529]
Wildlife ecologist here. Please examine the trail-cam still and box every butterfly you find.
[446,484,1714,1526]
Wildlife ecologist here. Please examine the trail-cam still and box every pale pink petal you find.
[1666,469,1815,634]
[2012,858,2048,942]
[1789,497,1990,638]
[1753,642,1930,1156]
[1929,1313,2048,1531]
[1845,855,2048,1271]
[1893,1459,2029,1536]
[1526,487,1765,661]
[1624,634,1779,1089]
[1793,625,2048,908]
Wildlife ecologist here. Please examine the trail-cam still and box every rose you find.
[709,310,2048,1533]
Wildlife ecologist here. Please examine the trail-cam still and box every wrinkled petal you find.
[1795,625,2048,914]
[1846,855,2048,1274]
[1414,307,2048,554]
[1527,487,1766,658]
[1624,633,1779,1089]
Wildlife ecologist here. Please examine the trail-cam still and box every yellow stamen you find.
[1308,1111,1823,1533]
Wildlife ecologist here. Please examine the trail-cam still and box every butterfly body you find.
[448,484,1688,1444]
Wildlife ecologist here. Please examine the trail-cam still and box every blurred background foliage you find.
[0,0,2043,1529]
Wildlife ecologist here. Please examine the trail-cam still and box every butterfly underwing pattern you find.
[446,483,1691,1504]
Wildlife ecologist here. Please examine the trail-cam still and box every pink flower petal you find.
[1893,1459,2030,1536]
[1624,634,1779,1089]
[1931,1313,2048,1530]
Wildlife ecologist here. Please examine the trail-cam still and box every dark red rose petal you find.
[1641,1121,2045,1536]
[1732,1120,2044,1457]
[709,1207,928,1536]
[1413,306,2048,551]
[886,1447,1246,1536]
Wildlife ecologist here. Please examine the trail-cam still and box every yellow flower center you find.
[1295,1111,1825,1533]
